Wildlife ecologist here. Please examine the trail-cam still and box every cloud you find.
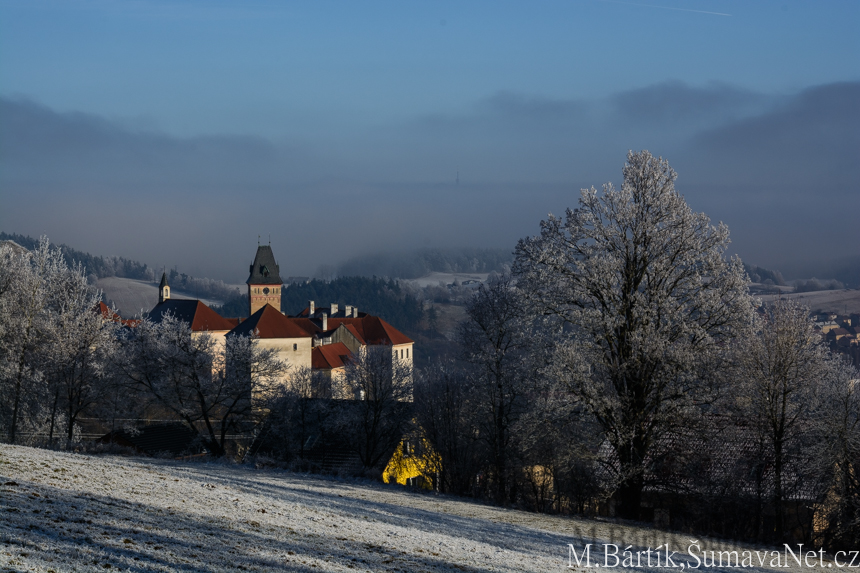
[1,81,857,280]
[610,81,767,127]
[0,96,287,193]
[687,82,860,190]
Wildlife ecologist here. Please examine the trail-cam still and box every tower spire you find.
[158,271,170,304]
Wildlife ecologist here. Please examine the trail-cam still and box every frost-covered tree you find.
[43,259,119,445]
[814,357,860,551]
[733,300,837,541]
[0,238,69,444]
[514,151,752,519]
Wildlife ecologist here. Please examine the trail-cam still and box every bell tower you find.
[247,243,283,315]
[158,272,171,304]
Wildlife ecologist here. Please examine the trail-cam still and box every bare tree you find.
[252,366,330,463]
[459,274,542,505]
[415,360,483,495]
[118,316,286,457]
[342,345,413,473]
[514,151,752,519]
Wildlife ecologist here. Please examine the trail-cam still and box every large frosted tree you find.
[514,150,752,519]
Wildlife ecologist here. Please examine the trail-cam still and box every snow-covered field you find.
[1,445,818,572]
[758,289,860,315]
[407,273,489,289]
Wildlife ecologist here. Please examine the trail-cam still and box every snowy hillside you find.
[1,445,817,572]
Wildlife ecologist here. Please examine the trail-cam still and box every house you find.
[226,303,314,397]
[149,278,239,357]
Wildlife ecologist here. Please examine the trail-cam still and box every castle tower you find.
[247,244,283,315]
[158,272,170,304]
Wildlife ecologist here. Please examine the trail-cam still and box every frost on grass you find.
[1,445,813,572]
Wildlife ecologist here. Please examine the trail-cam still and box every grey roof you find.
[246,245,283,285]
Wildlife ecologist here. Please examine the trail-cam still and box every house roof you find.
[340,323,366,345]
[288,315,412,346]
[94,301,139,327]
[229,304,311,339]
[149,299,236,332]
[312,342,352,370]
[336,316,413,345]
[159,272,169,288]
[246,245,282,285]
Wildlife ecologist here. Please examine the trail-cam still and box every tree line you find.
[0,232,154,282]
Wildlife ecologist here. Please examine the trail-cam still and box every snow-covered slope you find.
[1,445,814,572]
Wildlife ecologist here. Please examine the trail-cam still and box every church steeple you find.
[158,272,170,304]
[247,245,283,315]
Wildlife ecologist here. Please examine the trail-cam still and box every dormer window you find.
[260,265,269,277]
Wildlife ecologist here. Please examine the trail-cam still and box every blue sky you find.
[1,0,858,280]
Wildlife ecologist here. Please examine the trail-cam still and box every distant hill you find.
[1,231,239,306]
[0,232,153,281]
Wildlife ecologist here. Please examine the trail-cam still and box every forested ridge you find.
[0,232,153,281]
[215,277,425,332]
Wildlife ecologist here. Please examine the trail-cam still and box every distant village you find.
[813,311,860,365]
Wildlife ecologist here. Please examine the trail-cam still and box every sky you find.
[1,0,858,282]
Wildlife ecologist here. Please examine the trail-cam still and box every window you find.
[406,348,409,359]
[293,343,297,351]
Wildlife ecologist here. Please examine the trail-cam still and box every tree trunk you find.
[616,433,648,520]
[773,438,784,542]
[48,389,59,446]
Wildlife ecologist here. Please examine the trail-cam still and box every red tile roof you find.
[229,304,312,339]
[94,301,139,327]
[334,316,413,345]
[311,343,352,370]
[340,323,366,345]
[150,300,236,332]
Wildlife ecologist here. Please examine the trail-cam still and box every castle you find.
[150,244,414,399]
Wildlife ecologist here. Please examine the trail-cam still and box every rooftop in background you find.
[229,303,311,339]
[149,299,237,332]
[247,245,282,286]
[312,342,352,370]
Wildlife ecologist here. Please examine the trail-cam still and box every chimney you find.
[321,312,328,331]
[352,307,359,318]
[331,303,338,316]
[309,300,315,315]
[344,305,352,317]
